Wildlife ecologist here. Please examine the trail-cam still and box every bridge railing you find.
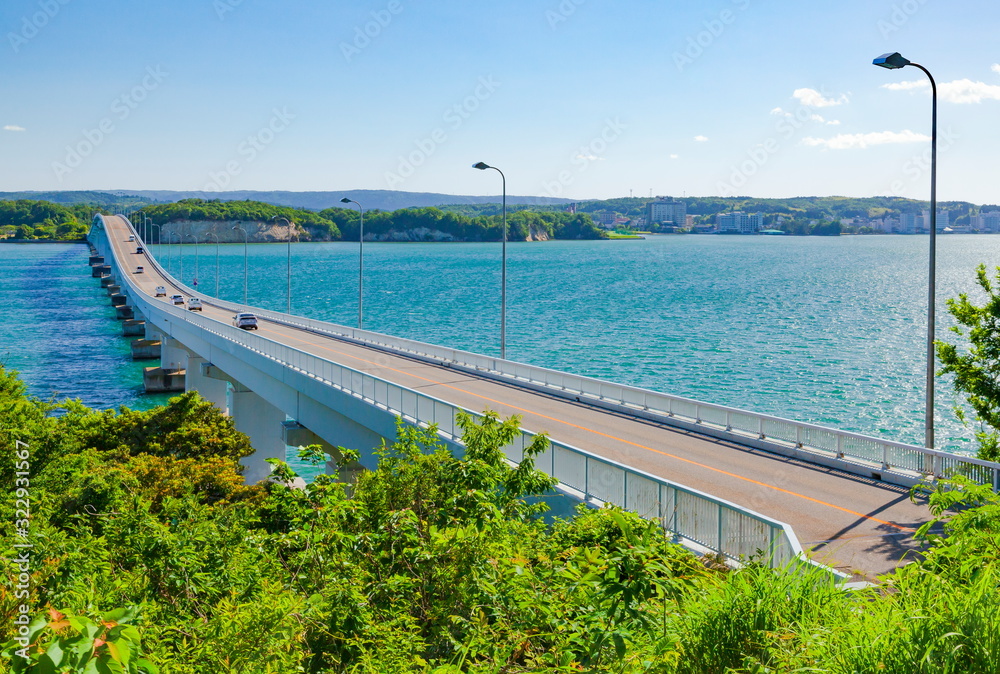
[92,218,819,572]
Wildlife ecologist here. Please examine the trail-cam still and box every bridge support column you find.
[185,356,229,413]
[231,385,287,484]
[160,337,189,372]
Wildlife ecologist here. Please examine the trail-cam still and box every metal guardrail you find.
[118,219,1000,492]
[90,216,817,571]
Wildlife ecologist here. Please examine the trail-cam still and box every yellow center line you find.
[270,325,913,533]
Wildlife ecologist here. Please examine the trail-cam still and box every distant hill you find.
[0,190,574,212]
[0,191,154,207]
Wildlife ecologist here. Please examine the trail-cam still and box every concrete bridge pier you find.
[185,357,230,413]
[230,384,287,484]
[142,335,187,394]
[160,336,189,373]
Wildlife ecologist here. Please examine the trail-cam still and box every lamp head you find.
[873,52,910,69]
[472,162,490,170]
[340,197,352,204]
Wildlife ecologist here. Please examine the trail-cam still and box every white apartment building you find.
[716,211,764,234]
[648,198,686,228]
[974,211,1000,232]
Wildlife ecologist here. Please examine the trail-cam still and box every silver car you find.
[233,312,258,330]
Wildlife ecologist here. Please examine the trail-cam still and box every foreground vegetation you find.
[3,363,1000,672]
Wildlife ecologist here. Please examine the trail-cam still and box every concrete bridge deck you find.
[100,215,933,579]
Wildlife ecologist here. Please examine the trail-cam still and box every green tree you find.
[937,264,1000,460]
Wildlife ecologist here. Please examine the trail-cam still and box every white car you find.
[170,295,184,306]
[187,298,203,311]
[134,266,144,274]
[155,286,167,297]
[233,312,258,330]
[128,234,135,242]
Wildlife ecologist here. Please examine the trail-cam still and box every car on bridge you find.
[188,298,203,311]
[134,266,144,274]
[233,312,258,330]
[170,294,184,306]
[155,286,166,296]
[128,235,135,242]
[135,246,144,254]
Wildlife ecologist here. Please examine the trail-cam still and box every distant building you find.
[899,212,920,234]
[592,211,617,227]
[647,197,686,228]
[975,211,1000,232]
[716,211,763,234]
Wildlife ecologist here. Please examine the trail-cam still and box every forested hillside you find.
[0,200,99,240]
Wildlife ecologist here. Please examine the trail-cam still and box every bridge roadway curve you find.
[107,216,929,579]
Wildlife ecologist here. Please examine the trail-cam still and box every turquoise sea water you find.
[3,235,999,454]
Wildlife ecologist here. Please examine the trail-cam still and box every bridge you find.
[88,214,1000,580]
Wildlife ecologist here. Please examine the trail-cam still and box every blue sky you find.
[2,0,999,203]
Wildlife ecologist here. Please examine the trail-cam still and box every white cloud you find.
[939,78,1000,104]
[792,88,850,108]
[771,106,838,125]
[881,80,928,92]
[693,135,708,142]
[3,125,25,132]
[801,129,930,150]
[669,153,679,159]
[882,73,1000,104]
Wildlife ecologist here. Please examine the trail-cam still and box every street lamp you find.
[206,232,221,298]
[272,216,295,314]
[873,51,938,449]
[232,225,248,304]
[340,198,365,329]
[186,233,200,289]
[472,161,507,360]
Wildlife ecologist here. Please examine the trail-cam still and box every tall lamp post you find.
[186,233,200,288]
[150,223,160,247]
[206,232,221,298]
[472,161,507,360]
[272,216,295,314]
[340,198,365,329]
[874,51,938,449]
[232,225,248,304]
